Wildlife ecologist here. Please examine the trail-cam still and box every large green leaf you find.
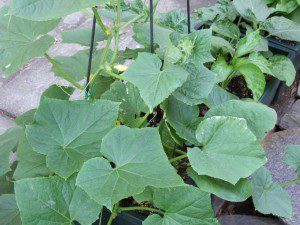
[188,168,253,202]
[205,100,277,140]
[211,56,234,83]
[163,96,202,145]
[268,55,296,86]
[283,145,300,176]
[275,0,298,14]
[15,176,101,225]
[0,126,23,176]
[212,20,240,40]
[76,126,184,210]
[14,135,50,180]
[260,16,300,42]
[211,36,235,56]
[101,81,148,127]
[173,64,216,105]
[234,30,261,58]
[0,194,21,225]
[0,7,59,75]
[233,0,272,21]
[26,99,119,179]
[123,53,188,110]
[237,63,266,101]
[252,167,292,218]
[175,29,215,65]
[10,0,107,21]
[143,186,219,225]
[61,28,107,46]
[207,85,239,107]
[188,116,266,184]
[247,52,272,75]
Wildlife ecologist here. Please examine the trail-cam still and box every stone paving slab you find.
[263,130,300,225]
[0,114,15,135]
[279,100,300,130]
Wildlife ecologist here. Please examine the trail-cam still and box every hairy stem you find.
[107,203,120,225]
[138,111,150,128]
[175,149,186,155]
[118,206,164,215]
[110,0,121,65]
[169,154,188,163]
[279,178,300,187]
[120,13,145,30]
[92,7,108,34]
[106,70,127,80]
[44,53,83,90]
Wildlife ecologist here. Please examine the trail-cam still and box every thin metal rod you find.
[150,0,154,53]
[187,0,191,33]
[86,15,97,97]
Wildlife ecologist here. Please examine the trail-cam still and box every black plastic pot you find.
[97,208,144,225]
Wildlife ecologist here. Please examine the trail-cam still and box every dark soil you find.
[227,76,253,99]
[216,198,278,219]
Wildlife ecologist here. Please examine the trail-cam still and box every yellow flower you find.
[116,121,121,126]
[106,29,111,36]
[114,64,128,72]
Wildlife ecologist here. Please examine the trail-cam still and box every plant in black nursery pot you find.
[0,0,299,225]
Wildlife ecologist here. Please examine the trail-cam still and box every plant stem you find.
[107,203,120,225]
[106,70,127,80]
[279,178,300,187]
[118,206,164,215]
[120,13,145,30]
[44,53,83,90]
[92,7,108,34]
[110,0,121,65]
[169,154,188,163]
[100,35,113,66]
[138,111,150,128]
[175,149,186,155]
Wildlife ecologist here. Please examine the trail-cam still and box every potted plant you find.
[0,0,299,225]
[194,0,300,105]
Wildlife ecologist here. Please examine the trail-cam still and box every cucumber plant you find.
[0,0,299,225]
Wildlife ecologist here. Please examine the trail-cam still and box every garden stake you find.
[85,14,97,99]
[187,0,191,33]
[150,0,154,53]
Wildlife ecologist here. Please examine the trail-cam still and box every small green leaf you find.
[26,99,119,179]
[0,126,23,176]
[211,56,234,83]
[188,116,266,185]
[124,53,188,110]
[15,176,101,225]
[237,63,266,101]
[211,36,235,56]
[15,110,36,127]
[176,29,215,65]
[173,64,216,105]
[53,49,114,82]
[163,96,201,145]
[143,186,219,225]
[283,145,300,176]
[91,76,115,99]
[268,55,296,86]
[212,20,240,40]
[207,85,239,107]
[0,175,14,195]
[234,30,261,58]
[252,167,293,218]
[159,119,177,151]
[248,52,272,74]
[205,100,277,140]
[188,168,253,202]
[260,16,300,42]
[0,7,59,75]
[233,0,273,21]
[76,126,184,210]
[11,0,107,21]
[98,9,138,22]
[0,194,21,225]
[14,135,49,180]
[61,28,107,46]
[101,81,148,127]
[157,9,192,33]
